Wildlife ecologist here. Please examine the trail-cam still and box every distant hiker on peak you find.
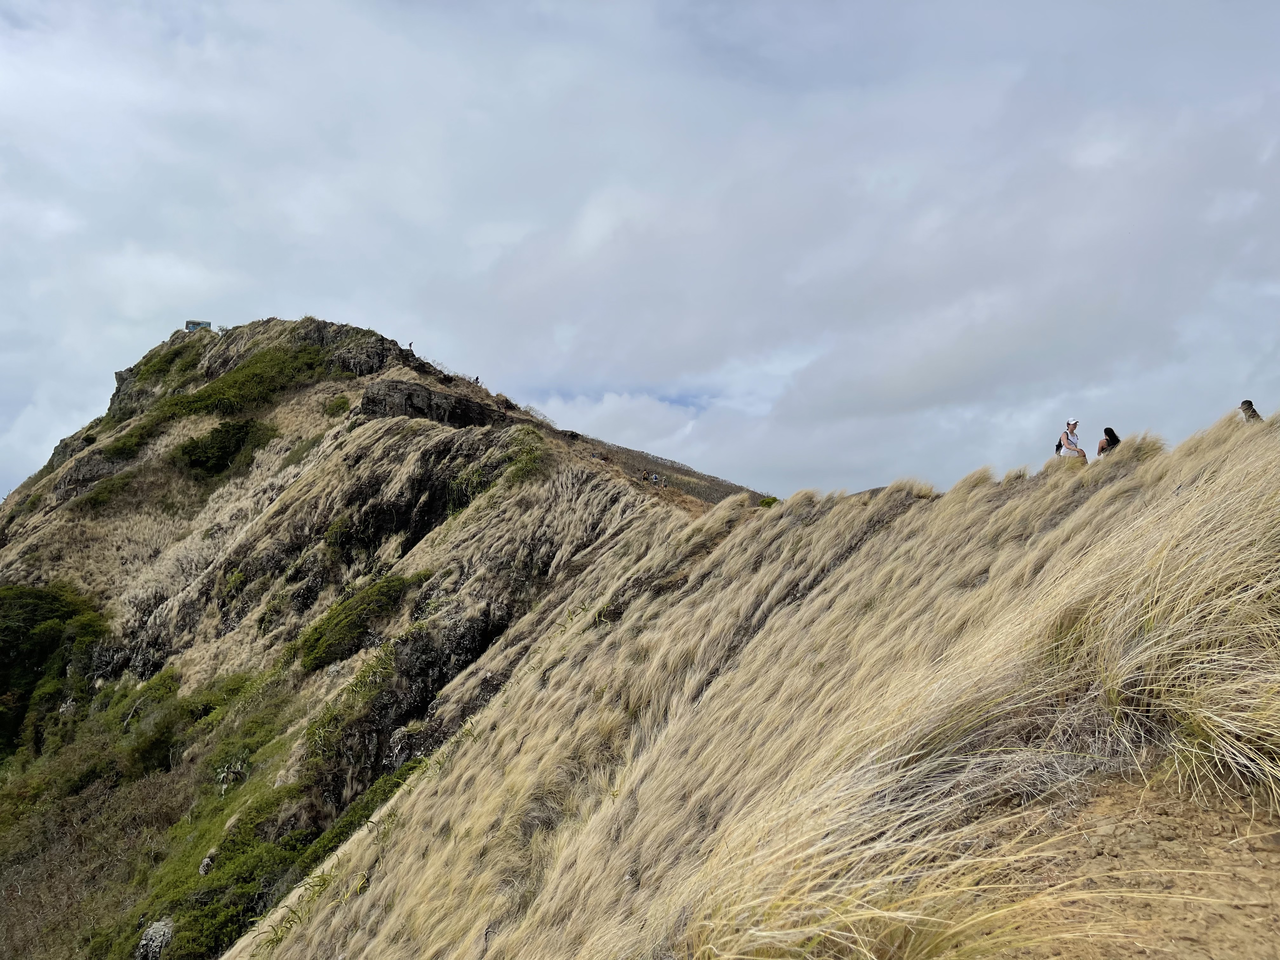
[1056,418,1087,462]
[1240,400,1263,422]
[1097,427,1121,457]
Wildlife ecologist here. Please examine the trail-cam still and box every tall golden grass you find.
[215,411,1280,960]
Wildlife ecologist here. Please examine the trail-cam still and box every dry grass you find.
[220,411,1280,960]
[7,325,1279,960]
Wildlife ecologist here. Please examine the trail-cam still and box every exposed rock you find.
[359,380,505,428]
[135,917,174,960]
[198,848,217,875]
[53,451,121,501]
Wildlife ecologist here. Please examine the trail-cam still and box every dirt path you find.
[1018,778,1280,959]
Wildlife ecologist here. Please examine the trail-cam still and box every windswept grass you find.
[229,415,1280,960]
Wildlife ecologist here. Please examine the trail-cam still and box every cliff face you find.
[4,321,1280,960]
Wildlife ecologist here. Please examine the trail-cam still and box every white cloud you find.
[92,245,239,320]
[5,1,1280,498]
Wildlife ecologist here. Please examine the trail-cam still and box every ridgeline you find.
[3,317,1280,960]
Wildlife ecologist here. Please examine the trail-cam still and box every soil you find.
[1017,777,1280,959]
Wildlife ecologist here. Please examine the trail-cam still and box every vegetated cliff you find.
[3,320,1280,960]
[0,318,752,960]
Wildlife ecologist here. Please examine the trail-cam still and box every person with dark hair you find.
[1097,427,1121,457]
[1240,400,1263,422]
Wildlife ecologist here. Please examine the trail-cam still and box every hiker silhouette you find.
[1240,400,1263,422]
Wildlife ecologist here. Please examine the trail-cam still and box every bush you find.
[323,395,350,417]
[134,339,206,387]
[759,496,779,508]
[0,584,99,754]
[504,426,548,485]
[74,471,136,513]
[103,346,336,462]
[171,420,277,480]
[296,577,410,671]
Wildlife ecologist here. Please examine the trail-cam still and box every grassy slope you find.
[0,319,756,960]
[7,319,1280,960]
[227,413,1280,960]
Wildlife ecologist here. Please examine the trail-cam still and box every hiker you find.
[1057,418,1087,462]
[1240,400,1263,422]
[1097,427,1121,457]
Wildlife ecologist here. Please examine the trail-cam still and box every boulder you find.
[135,918,174,960]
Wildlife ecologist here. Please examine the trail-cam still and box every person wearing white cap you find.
[1058,418,1087,462]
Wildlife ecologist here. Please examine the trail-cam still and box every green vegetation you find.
[291,756,424,880]
[103,346,341,462]
[0,584,101,754]
[171,420,278,481]
[100,670,307,960]
[281,434,324,469]
[323,394,350,417]
[759,496,779,508]
[134,338,207,388]
[504,425,548,485]
[73,470,137,514]
[323,513,353,563]
[448,463,491,515]
[295,576,410,671]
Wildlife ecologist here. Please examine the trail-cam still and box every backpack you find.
[1055,434,1064,455]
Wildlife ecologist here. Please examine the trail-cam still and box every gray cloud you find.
[3,1,1280,498]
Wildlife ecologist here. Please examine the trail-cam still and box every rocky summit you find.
[4,317,1280,960]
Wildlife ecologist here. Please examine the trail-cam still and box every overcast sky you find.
[3,1,1280,499]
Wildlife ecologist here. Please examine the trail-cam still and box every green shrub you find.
[134,339,206,387]
[759,496,779,508]
[74,471,136,513]
[504,426,548,485]
[296,577,410,671]
[103,346,336,462]
[324,514,353,562]
[0,584,98,754]
[171,420,277,480]
[323,394,350,417]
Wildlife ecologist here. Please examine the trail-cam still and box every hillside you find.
[3,319,1280,960]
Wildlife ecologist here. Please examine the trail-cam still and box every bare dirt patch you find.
[1021,777,1280,959]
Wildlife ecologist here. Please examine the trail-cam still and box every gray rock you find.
[135,917,174,960]
[359,380,505,428]
[198,847,217,875]
[54,452,121,500]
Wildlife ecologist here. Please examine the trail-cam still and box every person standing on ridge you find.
[1097,427,1121,457]
[1057,418,1087,462]
[1240,400,1263,422]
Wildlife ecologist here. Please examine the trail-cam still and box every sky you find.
[3,1,1280,499]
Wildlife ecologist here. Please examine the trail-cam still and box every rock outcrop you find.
[134,918,174,960]
[359,379,505,428]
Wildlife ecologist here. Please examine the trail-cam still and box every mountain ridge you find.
[3,320,1280,960]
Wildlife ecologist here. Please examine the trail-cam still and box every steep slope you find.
[226,414,1280,960]
[0,318,753,960]
[4,320,1280,960]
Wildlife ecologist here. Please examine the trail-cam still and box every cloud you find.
[4,1,1280,499]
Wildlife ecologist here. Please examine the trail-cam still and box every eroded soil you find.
[1020,777,1280,959]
